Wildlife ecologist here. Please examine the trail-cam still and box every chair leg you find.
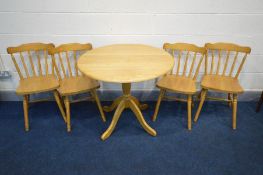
[256,91,263,112]
[23,95,29,131]
[53,90,66,123]
[232,94,237,130]
[194,89,207,122]
[90,89,106,122]
[152,89,165,121]
[187,95,192,130]
[64,96,71,132]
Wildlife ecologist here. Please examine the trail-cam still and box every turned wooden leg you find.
[91,89,106,122]
[152,89,165,121]
[228,93,232,108]
[129,99,156,136]
[187,95,192,130]
[23,95,29,131]
[53,90,66,123]
[64,96,71,132]
[101,100,125,140]
[194,89,207,122]
[256,91,263,112]
[232,94,237,130]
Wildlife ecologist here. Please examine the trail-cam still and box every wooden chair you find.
[152,43,206,130]
[194,43,251,129]
[49,43,106,132]
[7,43,66,131]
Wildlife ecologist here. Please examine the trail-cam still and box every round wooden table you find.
[78,44,174,140]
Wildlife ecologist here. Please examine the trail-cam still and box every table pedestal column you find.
[101,83,157,140]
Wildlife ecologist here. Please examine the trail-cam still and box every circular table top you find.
[77,44,174,83]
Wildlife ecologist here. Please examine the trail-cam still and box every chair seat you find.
[58,76,99,96]
[156,75,196,94]
[16,75,59,95]
[201,75,243,93]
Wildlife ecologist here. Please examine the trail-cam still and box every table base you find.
[101,83,157,140]
[103,97,148,112]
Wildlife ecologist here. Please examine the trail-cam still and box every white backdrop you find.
[0,0,262,94]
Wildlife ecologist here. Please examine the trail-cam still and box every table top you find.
[77,44,174,83]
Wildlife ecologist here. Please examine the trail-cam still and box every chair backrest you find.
[48,43,92,80]
[163,43,206,80]
[7,43,55,80]
[204,42,251,79]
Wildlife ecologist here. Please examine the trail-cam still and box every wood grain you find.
[77,44,174,83]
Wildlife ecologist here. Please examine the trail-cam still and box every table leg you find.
[101,100,126,140]
[101,83,156,140]
[103,88,148,112]
[103,96,123,112]
[130,96,148,110]
[128,99,156,136]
